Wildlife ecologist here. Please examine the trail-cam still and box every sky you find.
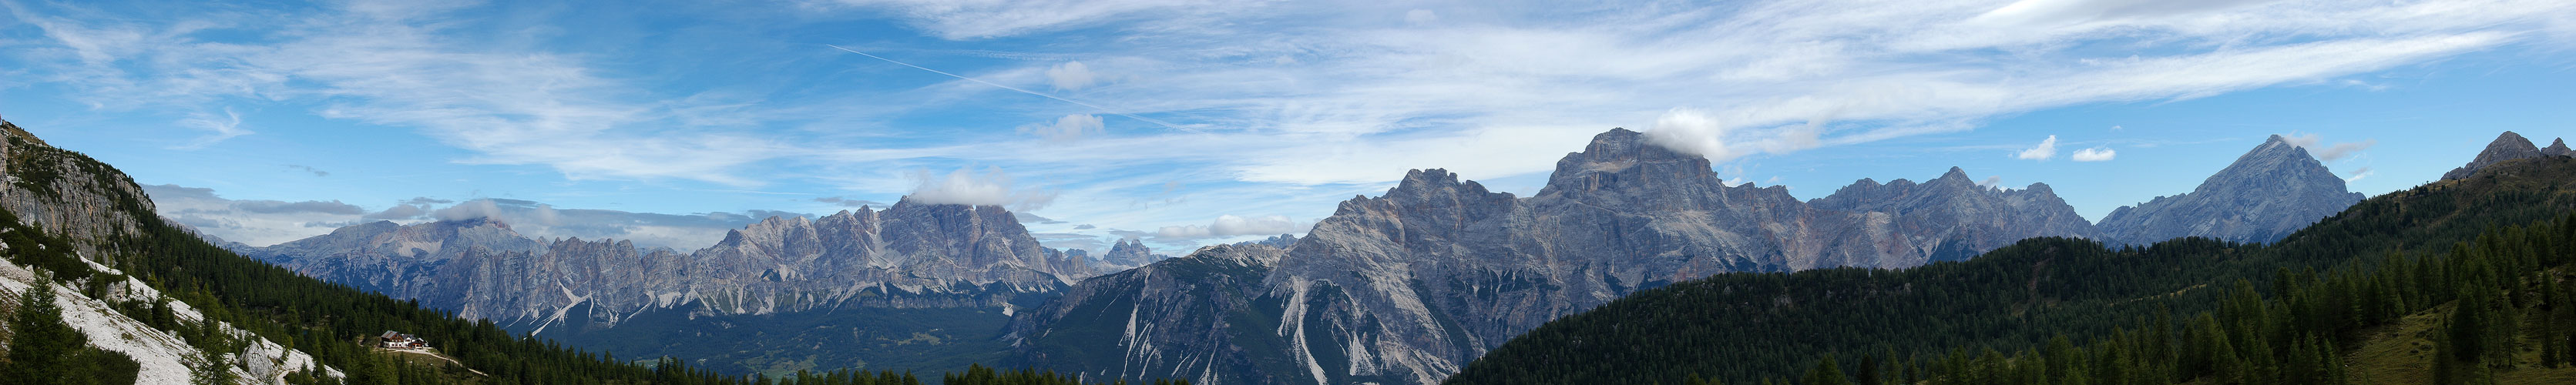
[1,0,2571,253]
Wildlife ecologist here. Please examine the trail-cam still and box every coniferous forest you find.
[1448,156,2576,384]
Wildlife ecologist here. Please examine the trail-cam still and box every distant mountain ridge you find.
[1809,166,2100,262]
[239,199,1097,333]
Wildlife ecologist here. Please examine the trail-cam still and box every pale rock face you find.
[0,121,154,263]
[2096,135,2366,246]
[245,199,1100,332]
[1010,128,2106,384]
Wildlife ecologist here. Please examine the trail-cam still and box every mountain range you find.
[1446,131,2576,385]
[220,126,2429,383]
[1000,128,2375,384]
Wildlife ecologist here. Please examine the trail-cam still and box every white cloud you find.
[1020,113,1106,142]
[1644,108,1740,162]
[808,0,1251,39]
[1046,61,1099,91]
[173,108,249,149]
[2279,133,2376,162]
[2345,166,2374,182]
[18,0,2576,252]
[1978,176,2003,189]
[2071,146,2116,162]
[906,166,1058,210]
[144,182,802,249]
[1155,214,1308,240]
[9,2,789,186]
[2016,136,2058,160]
[1405,9,1439,25]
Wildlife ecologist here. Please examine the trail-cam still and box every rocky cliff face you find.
[2097,135,2365,246]
[246,199,1098,333]
[1010,128,2105,384]
[2443,131,2572,181]
[0,121,155,262]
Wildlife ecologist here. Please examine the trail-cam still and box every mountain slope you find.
[1009,128,2107,384]
[2095,135,2363,246]
[1445,142,2576,385]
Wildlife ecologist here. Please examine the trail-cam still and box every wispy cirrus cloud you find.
[6,0,792,185]
[11,0,2573,250]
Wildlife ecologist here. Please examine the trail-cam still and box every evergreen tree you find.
[2449,285,2490,363]
[5,277,83,385]
[1801,355,1850,385]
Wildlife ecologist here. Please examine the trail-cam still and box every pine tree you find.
[1802,355,1851,385]
[4,279,84,385]
[1854,353,1880,385]
[2449,285,2490,363]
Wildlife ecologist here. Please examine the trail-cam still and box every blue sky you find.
[2,0,2571,253]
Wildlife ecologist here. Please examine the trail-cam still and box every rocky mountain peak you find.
[1533,128,1735,211]
[2443,131,2556,180]
[2097,136,2363,245]
[1100,238,1163,267]
[1541,129,1716,194]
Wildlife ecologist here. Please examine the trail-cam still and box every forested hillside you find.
[1446,155,2576,384]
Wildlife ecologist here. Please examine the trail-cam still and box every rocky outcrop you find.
[2443,132,2576,181]
[0,120,155,262]
[1010,128,2106,384]
[2097,135,2365,246]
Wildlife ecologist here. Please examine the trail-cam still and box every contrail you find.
[826,45,1204,135]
